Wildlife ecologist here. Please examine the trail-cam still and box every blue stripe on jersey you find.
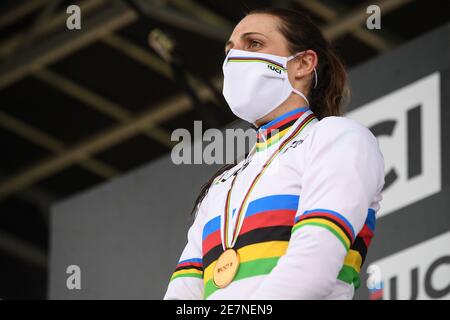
[245,194,300,218]
[178,257,202,264]
[202,215,220,240]
[366,208,376,231]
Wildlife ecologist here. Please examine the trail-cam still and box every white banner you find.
[367,231,450,300]
[347,72,441,218]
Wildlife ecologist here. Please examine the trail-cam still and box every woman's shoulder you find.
[315,115,372,134]
[306,116,384,172]
[311,115,377,144]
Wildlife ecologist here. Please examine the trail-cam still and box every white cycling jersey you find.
[164,106,385,300]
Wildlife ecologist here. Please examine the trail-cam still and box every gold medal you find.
[213,248,240,288]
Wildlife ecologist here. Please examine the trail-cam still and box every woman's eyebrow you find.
[242,32,267,38]
[225,32,267,51]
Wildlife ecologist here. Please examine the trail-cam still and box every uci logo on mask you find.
[267,64,282,74]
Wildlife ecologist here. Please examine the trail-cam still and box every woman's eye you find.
[249,40,262,49]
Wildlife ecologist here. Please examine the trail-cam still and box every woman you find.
[164,7,385,300]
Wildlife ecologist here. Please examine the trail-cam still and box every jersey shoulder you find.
[312,115,377,143]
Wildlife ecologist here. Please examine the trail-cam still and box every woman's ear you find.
[294,49,318,80]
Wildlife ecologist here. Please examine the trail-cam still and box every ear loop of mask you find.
[313,68,318,89]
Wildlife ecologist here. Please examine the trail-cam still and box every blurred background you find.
[0,0,449,300]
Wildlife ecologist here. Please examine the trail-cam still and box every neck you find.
[254,92,309,128]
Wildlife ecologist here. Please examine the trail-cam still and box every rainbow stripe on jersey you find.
[202,194,299,299]
[292,208,376,288]
[170,258,203,281]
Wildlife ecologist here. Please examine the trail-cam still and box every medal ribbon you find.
[222,111,317,250]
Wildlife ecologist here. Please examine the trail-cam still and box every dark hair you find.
[190,7,349,215]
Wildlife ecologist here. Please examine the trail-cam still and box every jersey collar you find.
[256,106,310,152]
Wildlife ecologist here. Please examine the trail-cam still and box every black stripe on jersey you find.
[350,237,368,265]
[203,225,291,269]
[174,265,203,272]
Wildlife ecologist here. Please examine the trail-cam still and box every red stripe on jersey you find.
[239,209,296,235]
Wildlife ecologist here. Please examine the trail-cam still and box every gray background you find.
[49,22,450,299]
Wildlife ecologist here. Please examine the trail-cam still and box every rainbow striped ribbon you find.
[222,111,317,249]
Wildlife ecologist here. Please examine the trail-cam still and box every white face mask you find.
[222,49,316,124]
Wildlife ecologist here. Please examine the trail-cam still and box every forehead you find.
[229,13,280,39]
